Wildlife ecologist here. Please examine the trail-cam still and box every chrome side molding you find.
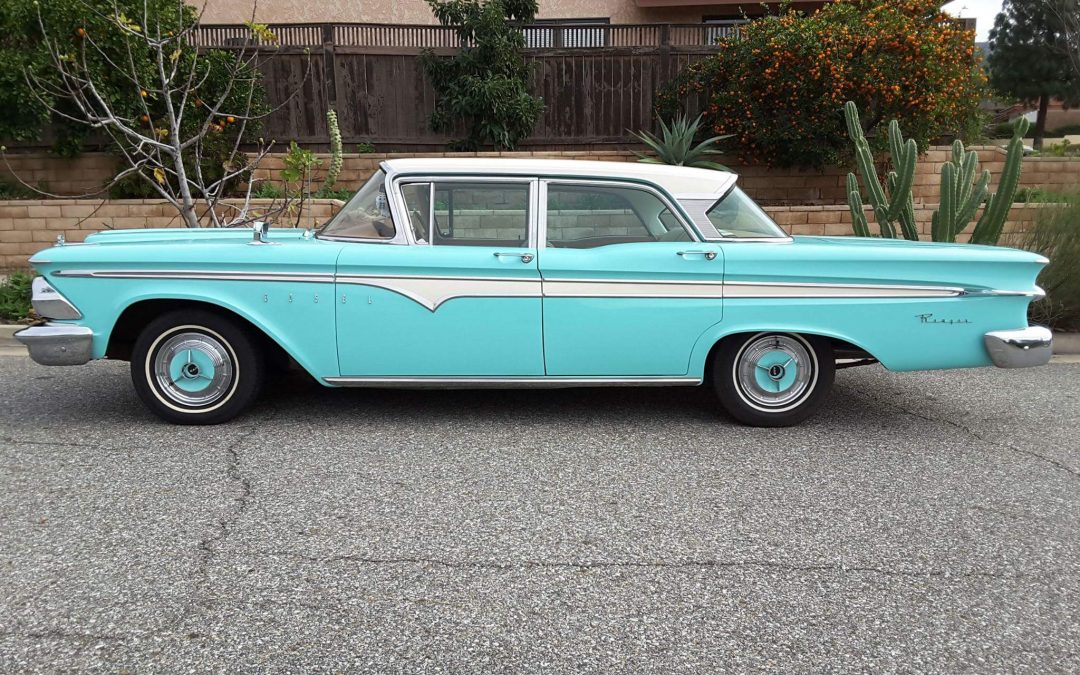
[323,376,702,388]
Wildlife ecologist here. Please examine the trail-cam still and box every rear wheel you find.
[131,310,264,425]
[712,332,834,427]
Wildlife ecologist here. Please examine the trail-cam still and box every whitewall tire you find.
[131,309,264,425]
[712,332,834,427]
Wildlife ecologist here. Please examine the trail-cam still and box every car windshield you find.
[319,169,395,239]
[706,187,787,238]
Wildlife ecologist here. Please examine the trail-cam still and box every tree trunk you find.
[1033,93,1050,151]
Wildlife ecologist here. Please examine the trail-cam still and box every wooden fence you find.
[191,22,728,148]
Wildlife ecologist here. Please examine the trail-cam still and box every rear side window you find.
[545,183,690,248]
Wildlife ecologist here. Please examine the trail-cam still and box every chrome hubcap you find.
[735,334,815,410]
[153,332,234,407]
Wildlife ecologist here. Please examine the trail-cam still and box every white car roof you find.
[382,158,737,197]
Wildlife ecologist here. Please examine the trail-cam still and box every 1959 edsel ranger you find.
[16,159,1052,426]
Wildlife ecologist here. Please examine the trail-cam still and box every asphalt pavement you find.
[0,355,1078,672]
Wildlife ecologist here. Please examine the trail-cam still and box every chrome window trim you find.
[539,178,701,248]
[389,174,539,248]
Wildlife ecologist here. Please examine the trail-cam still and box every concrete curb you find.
[1,324,1078,354]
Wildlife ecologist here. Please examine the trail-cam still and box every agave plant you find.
[631,114,730,170]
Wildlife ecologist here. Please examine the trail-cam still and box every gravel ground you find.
[0,356,1077,672]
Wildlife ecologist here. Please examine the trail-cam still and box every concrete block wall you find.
[8,148,1079,206]
[0,198,342,270]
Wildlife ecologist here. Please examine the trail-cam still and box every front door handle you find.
[494,252,534,263]
[677,250,717,261]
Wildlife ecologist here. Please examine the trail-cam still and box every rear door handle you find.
[677,250,717,261]
[494,252,534,263]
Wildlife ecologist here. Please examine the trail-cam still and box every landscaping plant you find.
[631,114,730,170]
[656,0,986,168]
[0,272,32,323]
[420,0,543,150]
[318,109,343,195]
[845,101,1027,244]
[1019,194,1080,331]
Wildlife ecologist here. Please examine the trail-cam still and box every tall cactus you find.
[931,140,991,242]
[844,102,918,240]
[969,117,1029,245]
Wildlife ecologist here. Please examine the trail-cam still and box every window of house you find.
[401,181,531,247]
[545,183,691,248]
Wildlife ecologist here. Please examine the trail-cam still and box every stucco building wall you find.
[197,0,825,26]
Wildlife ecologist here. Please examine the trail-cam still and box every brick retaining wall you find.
[0,199,1050,271]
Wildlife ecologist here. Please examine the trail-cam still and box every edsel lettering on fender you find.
[17,159,1052,427]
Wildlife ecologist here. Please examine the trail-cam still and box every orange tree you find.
[656,0,986,168]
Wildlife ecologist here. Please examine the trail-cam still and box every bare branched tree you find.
[6,0,308,227]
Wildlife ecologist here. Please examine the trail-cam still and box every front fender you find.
[57,276,339,380]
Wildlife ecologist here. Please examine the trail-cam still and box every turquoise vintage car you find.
[17,159,1052,426]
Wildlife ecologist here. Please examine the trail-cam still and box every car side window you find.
[401,181,530,246]
[545,183,690,248]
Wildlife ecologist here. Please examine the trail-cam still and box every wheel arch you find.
[690,324,881,380]
[106,297,306,377]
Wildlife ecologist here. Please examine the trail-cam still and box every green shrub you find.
[1020,196,1080,331]
[0,182,35,200]
[1015,187,1072,203]
[252,181,285,199]
[1052,124,1080,136]
[420,0,543,150]
[0,271,32,322]
[656,0,986,168]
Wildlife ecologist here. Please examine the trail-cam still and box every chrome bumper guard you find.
[15,323,94,366]
[984,326,1053,369]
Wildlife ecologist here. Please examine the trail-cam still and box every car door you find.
[538,180,724,376]
[335,177,544,377]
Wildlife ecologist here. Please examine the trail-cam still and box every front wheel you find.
[130,310,264,425]
[712,332,834,427]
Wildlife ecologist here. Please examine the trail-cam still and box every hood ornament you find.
[55,233,66,246]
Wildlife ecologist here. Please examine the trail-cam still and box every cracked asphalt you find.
[0,354,1078,672]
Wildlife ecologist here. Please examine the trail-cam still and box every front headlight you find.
[31,276,82,320]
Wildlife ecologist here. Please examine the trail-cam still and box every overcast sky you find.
[942,0,1005,41]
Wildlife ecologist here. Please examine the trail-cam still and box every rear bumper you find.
[14,323,94,366]
[984,326,1053,368]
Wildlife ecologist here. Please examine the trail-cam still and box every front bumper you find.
[15,323,94,366]
[984,326,1053,368]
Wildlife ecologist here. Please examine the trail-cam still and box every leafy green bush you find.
[1020,196,1080,331]
[0,271,32,322]
[1052,124,1080,136]
[420,0,543,150]
[656,0,986,168]
[0,182,36,200]
[1015,187,1072,203]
